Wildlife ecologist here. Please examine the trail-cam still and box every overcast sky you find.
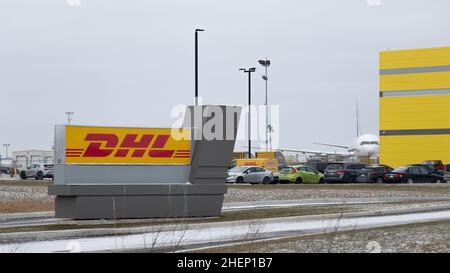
[1,0,450,154]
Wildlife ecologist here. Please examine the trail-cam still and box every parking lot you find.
[227,160,450,185]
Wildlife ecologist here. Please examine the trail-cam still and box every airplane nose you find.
[359,145,379,156]
[366,145,379,154]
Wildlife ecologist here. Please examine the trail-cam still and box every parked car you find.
[19,163,54,180]
[421,160,445,172]
[411,163,446,176]
[324,162,367,183]
[226,166,273,184]
[0,167,10,175]
[416,161,445,176]
[0,159,14,175]
[279,165,325,184]
[303,162,332,174]
[355,164,393,183]
[443,164,450,182]
[383,165,445,184]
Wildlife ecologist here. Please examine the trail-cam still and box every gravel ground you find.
[224,185,450,203]
[0,186,49,200]
[0,184,54,213]
[2,182,450,213]
[221,220,450,253]
[333,200,450,213]
[0,175,19,181]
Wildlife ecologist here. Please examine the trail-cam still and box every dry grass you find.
[0,181,52,187]
[0,181,54,213]
[0,199,54,213]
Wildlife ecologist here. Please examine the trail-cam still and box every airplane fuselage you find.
[351,134,379,157]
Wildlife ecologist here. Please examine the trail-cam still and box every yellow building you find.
[380,46,450,167]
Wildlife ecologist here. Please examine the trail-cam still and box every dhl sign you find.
[65,126,191,164]
[241,161,257,166]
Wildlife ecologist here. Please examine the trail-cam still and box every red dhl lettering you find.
[66,133,190,158]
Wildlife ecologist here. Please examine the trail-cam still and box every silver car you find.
[226,166,273,184]
[19,163,54,180]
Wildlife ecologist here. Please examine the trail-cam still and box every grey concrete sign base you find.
[49,184,227,219]
[49,105,241,220]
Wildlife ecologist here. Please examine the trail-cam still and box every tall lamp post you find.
[239,67,256,158]
[258,59,271,151]
[3,144,10,159]
[195,28,205,106]
[65,112,74,125]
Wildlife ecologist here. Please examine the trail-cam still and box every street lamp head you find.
[240,68,256,72]
[258,59,271,67]
[195,29,205,32]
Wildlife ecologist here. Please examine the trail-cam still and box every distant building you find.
[379,46,450,167]
[12,150,53,167]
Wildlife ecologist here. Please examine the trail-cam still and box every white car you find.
[226,166,273,184]
[19,163,54,180]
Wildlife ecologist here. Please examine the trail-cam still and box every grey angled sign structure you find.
[49,105,241,219]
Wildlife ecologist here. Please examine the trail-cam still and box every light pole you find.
[65,112,74,125]
[258,58,271,151]
[195,28,205,106]
[3,144,10,159]
[239,67,256,158]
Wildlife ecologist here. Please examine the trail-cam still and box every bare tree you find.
[237,219,265,253]
[169,222,190,253]
[141,224,167,252]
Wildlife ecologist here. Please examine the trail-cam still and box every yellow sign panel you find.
[236,158,279,173]
[256,152,276,159]
[65,126,191,164]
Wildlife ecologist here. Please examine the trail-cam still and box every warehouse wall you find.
[380,46,450,167]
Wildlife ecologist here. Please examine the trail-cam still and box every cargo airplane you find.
[273,133,379,157]
[247,100,380,158]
